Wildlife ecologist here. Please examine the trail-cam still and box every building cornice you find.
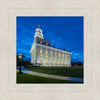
[30,43,71,54]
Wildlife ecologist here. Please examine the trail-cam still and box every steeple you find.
[38,24,40,28]
[34,24,44,39]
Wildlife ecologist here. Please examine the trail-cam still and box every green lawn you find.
[26,66,83,78]
[17,73,82,83]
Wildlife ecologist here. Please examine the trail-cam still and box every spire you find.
[34,25,44,39]
[38,24,40,28]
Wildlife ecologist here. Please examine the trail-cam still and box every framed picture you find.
[16,16,84,84]
[0,0,100,100]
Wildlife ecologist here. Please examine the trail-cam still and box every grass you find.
[17,73,82,83]
[26,66,83,78]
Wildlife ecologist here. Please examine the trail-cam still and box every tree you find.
[71,62,83,66]
[17,54,25,67]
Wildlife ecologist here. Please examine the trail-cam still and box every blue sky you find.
[17,16,84,63]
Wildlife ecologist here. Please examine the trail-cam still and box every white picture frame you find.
[0,0,100,100]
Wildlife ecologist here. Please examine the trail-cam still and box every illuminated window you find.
[46,43,48,45]
[50,52,53,55]
[55,57,57,59]
[46,51,48,55]
[40,50,42,54]
[46,56,48,58]
[59,54,60,57]
[40,41,42,44]
[40,60,42,63]
[55,61,57,66]
[51,57,52,59]
[65,55,67,58]
[45,60,48,63]
[62,62,64,66]
[62,55,64,57]
[55,53,57,56]
[51,61,53,64]
[40,56,42,57]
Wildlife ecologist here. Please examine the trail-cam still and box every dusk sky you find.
[17,16,83,63]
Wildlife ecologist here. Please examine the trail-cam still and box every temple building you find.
[30,25,71,67]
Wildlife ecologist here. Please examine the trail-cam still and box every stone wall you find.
[36,45,71,67]
[31,47,36,65]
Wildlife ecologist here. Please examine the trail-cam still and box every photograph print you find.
[16,16,84,83]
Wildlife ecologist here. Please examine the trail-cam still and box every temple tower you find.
[34,24,44,39]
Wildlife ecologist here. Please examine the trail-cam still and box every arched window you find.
[55,61,57,64]
[40,41,42,44]
[45,60,48,63]
[40,60,42,64]
[62,55,64,57]
[50,52,53,55]
[46,51,48,55]
[65,55,67,58]
[59,54,60,57]
[55,53,57,56]
[40,50,42,54]
[62,62,64,66]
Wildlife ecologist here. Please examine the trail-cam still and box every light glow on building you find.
[30,25,71,67]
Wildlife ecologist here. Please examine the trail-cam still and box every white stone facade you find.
[30,43,71,67]
[30,26,71,67]
[34,27,44,39]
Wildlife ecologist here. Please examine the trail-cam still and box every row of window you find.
[40,41,48,45]
[40,50,68,57]
[40,60,68,64]
[40,56,66,59]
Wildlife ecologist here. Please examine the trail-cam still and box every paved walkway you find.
[17,66,83,82]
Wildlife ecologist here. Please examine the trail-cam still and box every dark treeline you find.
[71,62,83,66]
